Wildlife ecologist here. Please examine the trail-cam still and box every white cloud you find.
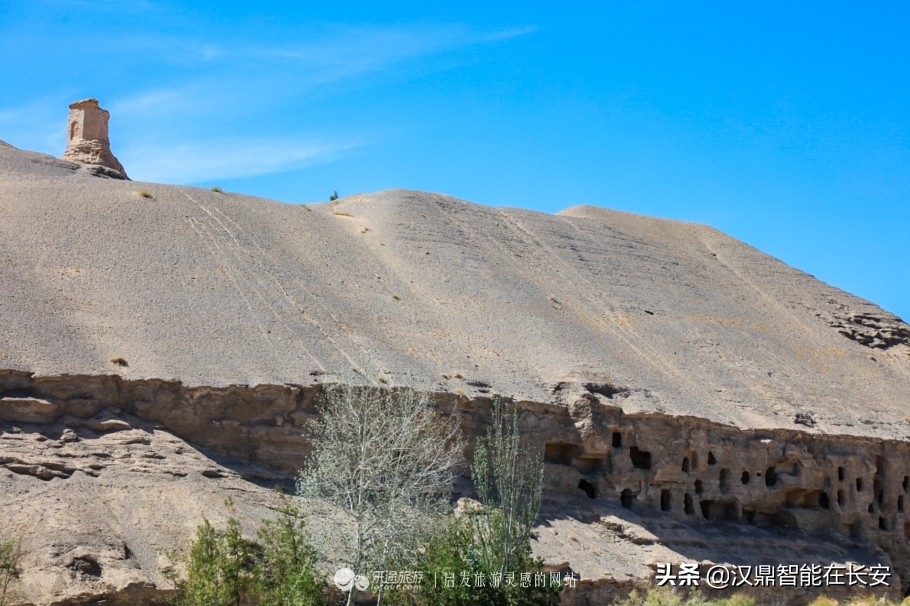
[120,137,364,184]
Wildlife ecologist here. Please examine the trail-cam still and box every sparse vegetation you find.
[470,396,544,575]
[252,495,326,606]
[136,189,153,198]
[0,538,21,606]
[383,396,558,606]
[332,210,352,217]
[168,502,256,606]
[391,294,401,301]
[297,385,463,604]
[109,356,128,367]
[329,191,340,201]
[389,511,559,606]
[211,186,223,193]
[167,498,325,606]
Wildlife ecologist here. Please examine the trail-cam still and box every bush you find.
[170,498,326,606]
[0,538,20,606]
[383,396,557,606]
[386,512,559,606]
[170,504,256,606]
[253,495,326,606]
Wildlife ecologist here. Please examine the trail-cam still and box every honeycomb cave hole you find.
[700,499,740,522]
[620,489,634,508]
[684,493,694,515]
[661,489,671,511]
[629,447,651,469]
[708,452,717,465]
[578,479,596,499]
[612,432,622,448]
[741,471,750,485]
[765,466,777,487]
[69,556,101,578]
[544,442,582,466]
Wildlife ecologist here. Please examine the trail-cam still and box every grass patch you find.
[109,356,128,367]
[210,186,223,193]
[136,189,153,199]
[0,537,21,606]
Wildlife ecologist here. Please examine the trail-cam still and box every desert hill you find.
[2,139,910,605]
[1,141,908,438]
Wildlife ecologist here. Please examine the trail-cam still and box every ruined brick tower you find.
[61,99,128,178]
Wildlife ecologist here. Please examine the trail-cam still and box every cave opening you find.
[620,488,634,508]
[578,479,596,499]
[629,447,651,470]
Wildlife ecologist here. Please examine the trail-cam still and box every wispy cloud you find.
[121,137,364,184]
[1,10,537,185]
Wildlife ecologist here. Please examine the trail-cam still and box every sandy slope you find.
[1,141,908,439]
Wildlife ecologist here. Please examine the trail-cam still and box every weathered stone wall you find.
[1,370,908,602]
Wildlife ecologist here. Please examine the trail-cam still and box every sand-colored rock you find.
[59,99,127,178]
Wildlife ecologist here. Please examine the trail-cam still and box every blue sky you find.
[1,1,908,319]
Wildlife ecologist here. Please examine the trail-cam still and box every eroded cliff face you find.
[1,370,907,605]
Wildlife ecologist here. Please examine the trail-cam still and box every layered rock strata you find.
[1,370,906,604]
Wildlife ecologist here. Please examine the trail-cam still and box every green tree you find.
[253,495,327,606]
[470,396,544,575]
[170,502,257,606]
[387,396,558,606]
[297,384,463,605]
